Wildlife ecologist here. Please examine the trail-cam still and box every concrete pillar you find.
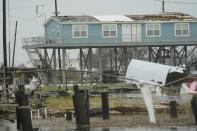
[62,49,66,87]
[99,48,103,82]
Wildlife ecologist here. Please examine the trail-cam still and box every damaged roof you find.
[126,12,197,22]
[52,15,99,22]
[45,12,197,25]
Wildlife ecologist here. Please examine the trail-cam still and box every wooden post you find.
[72,84,90,127]
[101,92,109,119]
[103,128,110,131]
[191,95,197,124]
[73,94,90,127]
[66,111,72,121]
[170,101,177,118]
[76,127,90,131]
[15,85,33,131]
[73,84,79,95]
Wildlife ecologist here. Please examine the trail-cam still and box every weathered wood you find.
[73,93,90,127]
[0,104,18,107]
[170,101,177,118]
[191,95,197,124]
[103,128,110,131]
[101,92,109,119]
[76,127,90,131]
[66,111,72,121]
[15,85,33,131]
[73,84,79,95]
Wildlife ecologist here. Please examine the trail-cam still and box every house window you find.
[146,24,160,37]
[102,24,117,37]
[72,24,88,38]
[175,23,189,36]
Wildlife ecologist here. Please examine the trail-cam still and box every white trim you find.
[122,24,132,42]
[174,23,190,37]
[102,24,117,38]
[146,23,161,37]
[72,24,88,38]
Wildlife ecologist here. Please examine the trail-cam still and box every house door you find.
[132,24,141,42]
[122,24,131,42]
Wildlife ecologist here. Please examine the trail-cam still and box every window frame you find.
[72,24,88,38]
[146,23,161,37]
[174,23,189,37]
[102,24,117,38]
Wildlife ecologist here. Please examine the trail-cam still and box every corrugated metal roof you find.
[93,15,133,22]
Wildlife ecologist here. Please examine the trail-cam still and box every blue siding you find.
[60,24,122,44]
[45,20,62,43]
[142,22,197,43]
[45,19,197,44]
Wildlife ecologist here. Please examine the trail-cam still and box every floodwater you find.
[1,124,197,131]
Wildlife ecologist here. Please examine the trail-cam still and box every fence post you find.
[31,111,33,120]
[45,108,47,119]
[101,92,109,120]
[15,85,33,131]
[37,109,40,119]
[191,95,197,124]
[72,84,90,128]
[170,101,177,118]
[66,111,72,121]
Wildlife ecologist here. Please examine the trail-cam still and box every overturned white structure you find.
[125,59,185,86]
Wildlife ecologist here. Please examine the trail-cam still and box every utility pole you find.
[2,0,8,98]
[55,0,58,16]
[162,0,165,12]
[54,0,62,77]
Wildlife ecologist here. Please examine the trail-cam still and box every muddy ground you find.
[32,112,196,129]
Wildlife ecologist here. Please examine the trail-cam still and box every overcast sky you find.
[0,0,197,66]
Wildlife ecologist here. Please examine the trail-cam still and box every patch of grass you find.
[46,96,73,109]
[178,102,192,113]
[45,95,124,109]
